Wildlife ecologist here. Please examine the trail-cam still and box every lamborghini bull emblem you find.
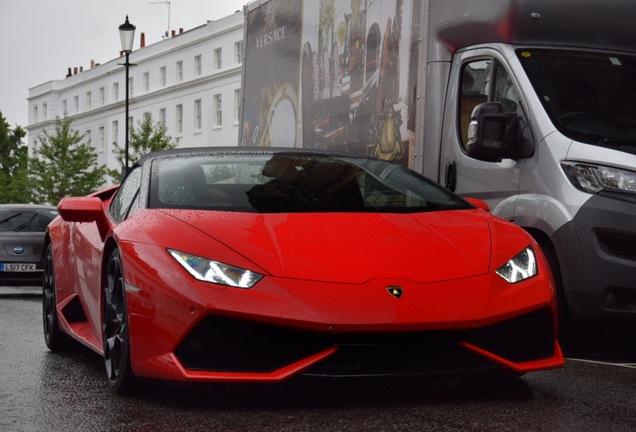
[386,286,403,299]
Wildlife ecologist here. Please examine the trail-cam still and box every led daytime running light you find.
[168,249,263,288]
[496,247,537,284]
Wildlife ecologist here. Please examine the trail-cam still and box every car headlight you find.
[496,247,537,284]
[561,161,636,195]
[168,249,263,288]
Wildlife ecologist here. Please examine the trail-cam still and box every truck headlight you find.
[496,247,537,284]
[168,249,263,288]
[561,162,636,195]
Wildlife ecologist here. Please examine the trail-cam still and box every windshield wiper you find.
[0,213,23,225]
[13,212,38,232]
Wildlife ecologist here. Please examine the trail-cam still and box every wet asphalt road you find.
[1,288,636,432]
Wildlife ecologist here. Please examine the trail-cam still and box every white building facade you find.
[26,12,244,174]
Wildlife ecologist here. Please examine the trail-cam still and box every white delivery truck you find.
[239,0,636,323]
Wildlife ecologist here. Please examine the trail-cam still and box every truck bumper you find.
[552,192,636,319]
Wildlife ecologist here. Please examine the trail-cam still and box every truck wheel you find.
[534,235,582,354]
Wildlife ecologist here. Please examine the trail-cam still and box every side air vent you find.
[596,229,636,261]
[61,296,88,323]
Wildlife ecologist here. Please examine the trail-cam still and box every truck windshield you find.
[518,49,636,155]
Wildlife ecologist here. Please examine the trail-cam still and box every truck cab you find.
[435,2,636,320]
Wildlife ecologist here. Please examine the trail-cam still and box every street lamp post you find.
[119,15,136,173]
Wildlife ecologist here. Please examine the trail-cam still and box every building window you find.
[215,48,222,70]
[234,89,241,123]
[214,94,222,127]
[62,100,67,114]
[113,82,120,102]
[128,77,134,96]
[43,103,48,120]
[143,112,151,122]
[176,61,183,82]
[235,41,242,64]
[33,106,38,123]
[112,120,119,145]
[160,66,167,87]
[143,72,150,92]
[86,129,92,144]
[194,99,202,130]
[176,104,183,134]
[98,126,105,150]
[86,91,92,109]
[195,55,202,76]
[99,87,105,105]
[74,96,79,113]
[159,108,166,125]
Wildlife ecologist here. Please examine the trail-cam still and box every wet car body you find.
[43,147,564,393]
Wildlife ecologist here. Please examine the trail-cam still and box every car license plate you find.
[0,263,37,272]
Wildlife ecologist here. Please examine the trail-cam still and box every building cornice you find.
[28,18,243,99]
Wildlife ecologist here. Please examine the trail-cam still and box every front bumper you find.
[552,192,636,318]
[0,268,43,286]
[174,308,561,380]
[122,242,563,382]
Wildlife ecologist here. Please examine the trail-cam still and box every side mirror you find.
[57,197,110,241]
[57,197,103,222]
[466,102,518,162]
[464,197,490,212]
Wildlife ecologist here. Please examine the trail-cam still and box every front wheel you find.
[103,248,135,394]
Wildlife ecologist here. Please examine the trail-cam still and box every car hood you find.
[157,209,494,284]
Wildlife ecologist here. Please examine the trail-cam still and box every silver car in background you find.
[0,204,59,286]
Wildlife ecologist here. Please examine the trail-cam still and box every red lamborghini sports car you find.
[43,148,563,393]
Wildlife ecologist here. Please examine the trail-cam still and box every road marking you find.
[567,358,636,369]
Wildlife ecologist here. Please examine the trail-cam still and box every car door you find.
[71,167,143,342]
[439,48,532,220]
[70,208,111,342]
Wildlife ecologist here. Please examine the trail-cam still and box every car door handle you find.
[445,161,457,192]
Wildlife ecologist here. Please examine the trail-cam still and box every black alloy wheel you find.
[103,248,135,393]
[42,243,67,351]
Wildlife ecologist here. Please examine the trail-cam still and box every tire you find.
[103,248,136,394]
[534,234,583,354]
[42,243,68,351]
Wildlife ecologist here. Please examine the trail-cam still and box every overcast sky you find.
[0,0,247,130]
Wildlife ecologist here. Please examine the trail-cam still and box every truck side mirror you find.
[466,102,518,162]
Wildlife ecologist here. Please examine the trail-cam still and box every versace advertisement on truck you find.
[241,0,420,168]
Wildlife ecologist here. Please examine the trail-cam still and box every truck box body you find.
[239,0,636,320]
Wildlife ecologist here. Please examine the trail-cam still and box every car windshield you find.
[518,48,636,154]
[0,208,59,232]
[149,153,470,213]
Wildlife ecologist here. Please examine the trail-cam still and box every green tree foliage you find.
[29,116,111,205]
[0,111,31,203]
[207,165,234,183]
[112,114,179,171]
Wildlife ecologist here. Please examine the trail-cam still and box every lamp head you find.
[119,15,136,54]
